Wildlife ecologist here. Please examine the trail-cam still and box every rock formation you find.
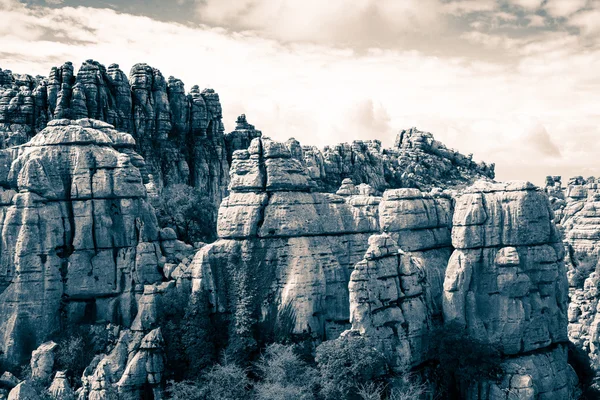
[0,61,229,209]
[0,119,164,367]
[445,181,573,398]
[346,188,453,370]
[191,137,382,343]
[302,127,495,193]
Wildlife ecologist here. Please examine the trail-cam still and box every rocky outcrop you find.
[224,114,262,164]
[74,327,165,400]
[48,371,75,400]
[346,188,453,370]
[0,61,229,209]
[0,119,164,367]
[302,127,494,193]
[444,181,573,399]
[7,381,40,400]
[191,137,382,343]
[30,342,58,383]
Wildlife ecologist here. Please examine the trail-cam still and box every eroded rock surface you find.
[192,137,382,342]
[0,61,229,209]
[0,119,164,366]
[444,181,572,399]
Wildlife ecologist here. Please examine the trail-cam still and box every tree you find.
[315,336,387,400]
[253,344,318,400]
[152,184,217,244]
[199,360,250,400]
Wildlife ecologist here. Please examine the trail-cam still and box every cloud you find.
[527,15,546,27]
[195,0,443,47]
[543,0,587,18]
[569,9,600,35]
[505,0,543,10]
[526,123,562,157]
[45,0,64,4]
[0,1,599,185]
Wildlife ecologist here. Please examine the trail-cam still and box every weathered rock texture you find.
[444,181,572,399]
[346,188,453,370]
[302,127,495,193]
[0,61,229,208]
[191,137,382,342]
[76,327,165,400]
[548,175,600,383]
[0,119,164,367]
[1,63,495,206]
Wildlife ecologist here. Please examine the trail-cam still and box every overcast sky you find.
[1,0,600,184]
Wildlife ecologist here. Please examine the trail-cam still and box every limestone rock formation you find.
[30,342,58,382]
[0,119,164,367]
[48,371,75,400]
[192,137,382,342]
[0,61,229,209]
[301,127,494,193]
[444,180,572,399]
[7,381,40,400]
[346,188,453,370]
[224,114,262,164]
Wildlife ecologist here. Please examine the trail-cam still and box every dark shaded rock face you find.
[0,61,229,209]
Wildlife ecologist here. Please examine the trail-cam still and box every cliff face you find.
[191,137,380,341]
[547,176,600,381]
[0,61,229,209]
[446,181,572,398]
[191,136,574,397]
[0,119,164,366]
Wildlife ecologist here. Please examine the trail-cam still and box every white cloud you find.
[569,9,600,35]
[195,0,443,46]
[544,0,587,17]
[527,15,546,27]
[505,0,543,10]
[442,0,497,15]
[0,1,599,185]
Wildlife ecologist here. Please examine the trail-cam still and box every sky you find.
[1,0,600,185]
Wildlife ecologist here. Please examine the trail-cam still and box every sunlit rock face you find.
[444,180,573,399]
[191,137,381,342]
[0,61,230,209]
[344,187,453,370]
[0,119,163,367]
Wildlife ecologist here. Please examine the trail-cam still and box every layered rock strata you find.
[0,61,229,208]
[444,181,572,399]
[346,188,453,369]
[191,137,382,341]
[0,119,164,366]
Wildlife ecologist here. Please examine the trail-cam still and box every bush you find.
[166,380,203,400]
[315,336,387,400]
[158,291,218,381]
[431,323,503,397]
[53,324,109,386]
[152,184,217,244]
[253,344,318,400]
[199,360,250,400]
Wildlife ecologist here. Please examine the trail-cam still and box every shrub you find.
[152,184,217,244]
[166,380,203,400]
[199,360,250,400]
[315,336,387,400]
[253,344,318,400]
[431,323,503,397]
[158,291,218,381]
[53,324,109,386]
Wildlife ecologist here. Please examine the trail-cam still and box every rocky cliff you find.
[0,61,229,209]
[0,119,167,367]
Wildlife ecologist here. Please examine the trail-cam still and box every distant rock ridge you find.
[0,61,230,209]
[1,62,495,213]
